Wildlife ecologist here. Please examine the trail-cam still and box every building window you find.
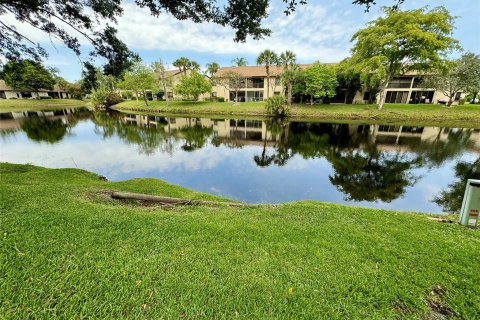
[247,78,264,88]
[0,91,5,99]
[167,92,173,99]
[363,92,371,101]
[275,77,281,86]
[246,90,263,102]
[385,91,409,104]
[387,77,413,89]
[211,92,217,97]
[454,92,462,101]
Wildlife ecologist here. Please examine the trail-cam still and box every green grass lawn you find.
[113,100,480,126]
[1,163,479,319]
[0,99,87,112]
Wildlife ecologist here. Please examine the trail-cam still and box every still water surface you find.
[1,107,479,213]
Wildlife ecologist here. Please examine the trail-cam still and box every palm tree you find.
[256,50,279,99]
[279,50,296,68]
[173,57,190,76]
[232,57,248,67]
[206,62,220,77]
[279,50,298,105]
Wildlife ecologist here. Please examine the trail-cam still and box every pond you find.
[1,107,479,213]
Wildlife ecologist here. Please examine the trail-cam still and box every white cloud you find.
[115,3,354,62]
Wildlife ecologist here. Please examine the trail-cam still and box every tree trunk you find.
[235,90,239,106]
[135,91,138,101]
[471,92,478,104]
[447,95,454,107]
[377,80,388,110]
[143,90,148,106]
[310,94,313,105]
[287,82,292,105]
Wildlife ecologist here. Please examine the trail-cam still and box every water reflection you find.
[1,109,479,213]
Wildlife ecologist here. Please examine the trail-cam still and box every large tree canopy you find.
[349,6,459,110]
[1,0,408,77]
[1,59,55,94]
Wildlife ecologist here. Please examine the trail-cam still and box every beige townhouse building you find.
[0,80,71,99]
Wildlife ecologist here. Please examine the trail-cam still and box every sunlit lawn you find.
[1,163,479,319]
[0,98,87,112]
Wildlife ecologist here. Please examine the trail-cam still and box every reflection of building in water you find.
[121,114,279,147]
[362,124,480,152]
[0,109,80,131]
[119,114,480,153]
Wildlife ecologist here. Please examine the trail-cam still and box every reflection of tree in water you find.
[433,157,480,213]
[91,112,172,155]
[253,118,292,167]
[20,117,69,143]
[326,145,421,202]
[176,119,213,152]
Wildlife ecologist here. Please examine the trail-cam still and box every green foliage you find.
[206,62,220,78]
[1,59,55,95]
[304,62,338,102]
[66,82,85,100]
[175,71,212,101]
[459,98,466,106]
[119,61,156,106]
[424,53,480,106]
[336,59,363,104]
[349,6,460,109]
[265,95,289,117]
[231,57,248,66]
[173,57,200,76]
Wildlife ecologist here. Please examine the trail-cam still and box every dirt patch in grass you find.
[423,285,455,319]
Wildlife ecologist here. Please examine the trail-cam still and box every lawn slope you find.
[113,100,480,126]
[0,99,87,112]
[1,163,479,319]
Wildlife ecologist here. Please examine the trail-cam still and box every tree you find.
[349,7,459,110]
[173,57,200,76]
[206,62,220,78]
[336,59,363,104]
[461,53,480,104]
[119,62,156,106]
[175,71,211,100]
[433,157,480,213]
[232,57,248,67]
[219,71,245,105]
[303,62,338,104]
[424,53,480,107]
[66,81,85,100]
[151,60,173,105]
[279,50,298,105]
[257,50,279,99]
[1,59,55,98]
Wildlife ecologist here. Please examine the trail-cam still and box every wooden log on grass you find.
[111,191,253,208]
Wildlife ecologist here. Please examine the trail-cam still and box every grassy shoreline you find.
[113,100,480,126]
[1,163,479,318]
[0,99,87,112]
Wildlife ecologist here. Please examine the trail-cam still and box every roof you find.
[0,80,67,92]
[214,64,338,77]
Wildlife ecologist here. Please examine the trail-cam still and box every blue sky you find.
[6,0,479,81]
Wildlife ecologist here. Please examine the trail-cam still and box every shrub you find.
[217,97,225,102]
[265,95,289,117]
[91,88,123,108]
[459,98,466,105]
[105,92,123,107]
[40,96,51,99]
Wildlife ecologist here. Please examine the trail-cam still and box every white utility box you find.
[459,179,480,227]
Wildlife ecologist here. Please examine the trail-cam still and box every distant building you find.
[211,65,465,105]
[0,80,71,99]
